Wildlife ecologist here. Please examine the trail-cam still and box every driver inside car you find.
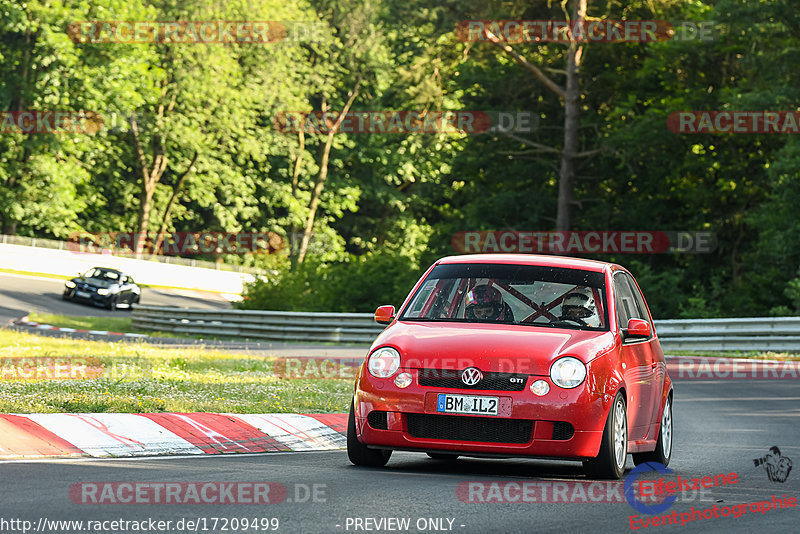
[558,288,600,327]
[465,284,513,322]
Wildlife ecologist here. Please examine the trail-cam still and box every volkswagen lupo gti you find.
[347,254,673,479]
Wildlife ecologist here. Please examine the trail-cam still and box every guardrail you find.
[132,306,800,350]
[133,305,384,344]
[655,317,800,351]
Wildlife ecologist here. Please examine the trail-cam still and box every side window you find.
[613,273,637,328]
[407,279,437,317]
[623,274,652,325]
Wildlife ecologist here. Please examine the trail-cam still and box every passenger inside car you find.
[557,288,600,327]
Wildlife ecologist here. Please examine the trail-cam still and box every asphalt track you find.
[1,380,798,534]
[0,272,232,324]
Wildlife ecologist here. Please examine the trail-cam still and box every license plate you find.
[75,291,91,298]
[437,393,499,416]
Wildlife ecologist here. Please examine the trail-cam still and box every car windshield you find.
[84,268,120,281]
[400,263,608,331]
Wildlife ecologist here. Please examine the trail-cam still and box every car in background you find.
[348,254,673,479]
[63,267,141,311]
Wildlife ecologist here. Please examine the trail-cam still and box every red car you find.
[347,254,673,479]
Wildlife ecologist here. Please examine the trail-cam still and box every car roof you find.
[436,254,614,273]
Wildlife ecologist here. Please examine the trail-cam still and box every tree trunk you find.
[135,180,157,257]
[1,220,17,235]
[484,0,586,232]
[296,78,362,264]
[556,0,586,231]
[131,81,175,257]
[131,116,168,258]
[289,129,305,270]
[152,151,199,255]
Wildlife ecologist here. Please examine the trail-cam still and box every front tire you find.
[347,401,391,467]
[632,395,672,467]
[107,296,118,311]
[583,391,627,479]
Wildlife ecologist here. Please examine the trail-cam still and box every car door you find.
[614,272,655,441]
[128,276,140,304]
[625,274,666,439]
[118,275,132,303]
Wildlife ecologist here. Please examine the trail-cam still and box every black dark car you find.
[63,267,141,310]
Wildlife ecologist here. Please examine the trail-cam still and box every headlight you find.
[530,379,550,396]
[394,372,412,388]
[65,280,76,288]
[550,357,587,389]
[97,288,109,295]
[368,347,401,378]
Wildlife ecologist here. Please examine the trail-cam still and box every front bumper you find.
[354,366,615,459]
[64,288,112,307]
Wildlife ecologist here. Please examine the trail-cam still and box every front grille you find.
[406,413,533,444]
[552,421,575,440]
[418,368,527,391]
[367,410,388,430]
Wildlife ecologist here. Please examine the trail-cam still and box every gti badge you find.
[461,367,483,386]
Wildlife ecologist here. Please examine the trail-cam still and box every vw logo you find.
[461,367,483,386]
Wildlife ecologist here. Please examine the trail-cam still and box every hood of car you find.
[372,321,617,376]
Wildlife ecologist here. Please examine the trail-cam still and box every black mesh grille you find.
[406,413,533,444]
[367,411,388,430]
[418,369,527,391]
[552,421,575,440]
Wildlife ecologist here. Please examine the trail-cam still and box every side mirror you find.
[624,318,651,339]
[374,305,396,325]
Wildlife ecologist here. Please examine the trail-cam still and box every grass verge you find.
[0,329,352,413]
